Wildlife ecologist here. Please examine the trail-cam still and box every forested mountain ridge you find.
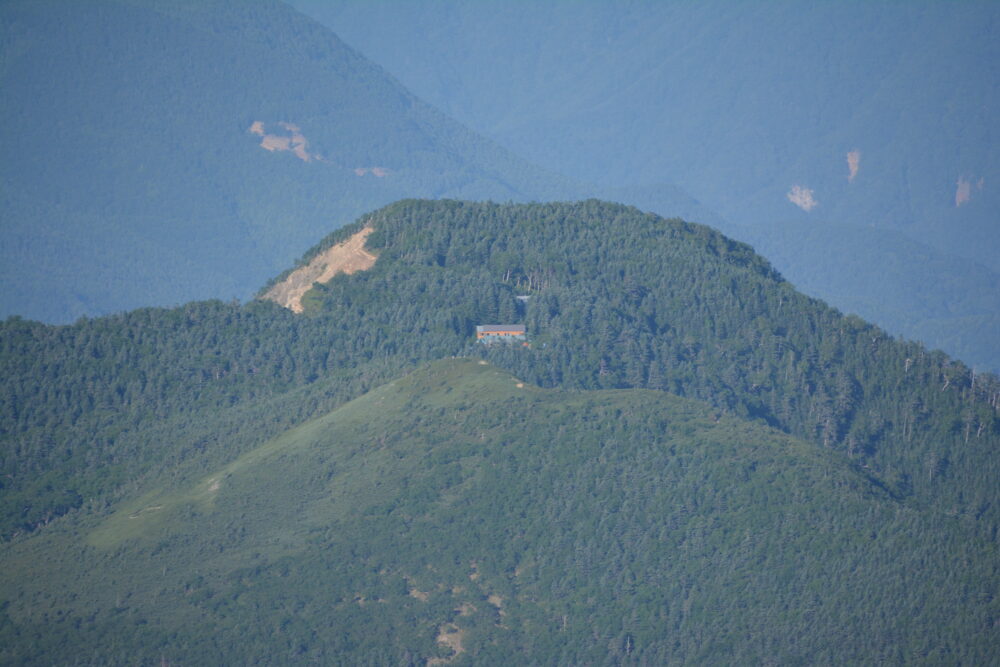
[2,200,998,539]
[2,199,999,662]
[2,358,997,663]
[306,200,1000,523]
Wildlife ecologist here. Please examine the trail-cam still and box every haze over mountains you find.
[2,2,999,661]
[2,200,998,663]
[0,0,577,322]
[302,0,998,259]
[1,0,723,328]
[1,0,996,373]
[294,0,1000,373]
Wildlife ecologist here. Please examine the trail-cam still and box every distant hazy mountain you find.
[5,0,995,373]
[296,1,998,263]
[0,0,586,323]
[3,200,997,662]
[295,0,1000,371]
[743,220,1000,373]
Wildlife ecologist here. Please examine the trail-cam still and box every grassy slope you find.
[2,359,996,664]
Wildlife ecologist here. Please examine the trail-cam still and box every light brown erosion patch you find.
[847,150,860,182]
[427,624,466,665]
[955,176,973,207]
[787,184,818,211]
[260,134,292,152]
[249,120,318,162]
[262,226,377,313]
[354,167,390,177]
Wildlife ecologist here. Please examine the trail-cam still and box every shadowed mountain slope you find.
[0,0,584,323]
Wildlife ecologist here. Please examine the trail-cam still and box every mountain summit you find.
[2,199,997,662]
[295,0,1000,372]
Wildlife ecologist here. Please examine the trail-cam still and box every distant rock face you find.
[955,175,984,207]
[847,150,861,182]
[261,226,376,312]
[246,121,395,176]
[0,0,581,324]
[249,120,320,162]
[303,0,998,275]
[787,184,818,211]
[354,166,390,177]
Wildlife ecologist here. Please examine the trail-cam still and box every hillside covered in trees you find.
[1,200,998,662]
[3,358,997,663]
